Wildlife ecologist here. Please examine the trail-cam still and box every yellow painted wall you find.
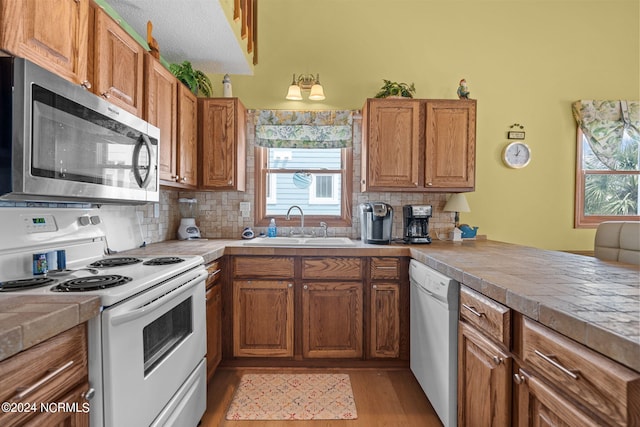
[218,0,639,251]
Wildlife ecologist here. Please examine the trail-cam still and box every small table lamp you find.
[443,193,470,228]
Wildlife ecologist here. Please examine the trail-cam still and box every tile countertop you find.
[0,295,100,362]
[124,238,640,372]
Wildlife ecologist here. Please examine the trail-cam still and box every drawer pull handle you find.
[534,350,580,380]
[462,304,483,317]
[492,356,502,365]
[375,266,397,270]
[12,360,74,401]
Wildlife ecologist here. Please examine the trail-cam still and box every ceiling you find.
[105,0,252,75]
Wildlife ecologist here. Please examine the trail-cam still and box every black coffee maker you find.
[359,202,393,244]
[403,205,432,244]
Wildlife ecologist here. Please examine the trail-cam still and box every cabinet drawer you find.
[522,317,640,427]
[0,324,88,426]
[459,286,510,347]
[233,256,294,278]
[370,257,400,280]
[302,257,362,279]
[205,260,222,288]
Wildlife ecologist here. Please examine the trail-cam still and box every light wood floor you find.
[200,367,443,427]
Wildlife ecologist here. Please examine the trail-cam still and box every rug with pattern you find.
[225,373,358,420]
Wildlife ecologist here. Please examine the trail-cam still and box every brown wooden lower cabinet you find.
[205,262,223,380]
[228,255,408,363]
[301,281,363,358]
[457,320,512,426]
[232,279,294,357]
[513,366,602,427]
[369,282,400,358]
[0,324,90,427]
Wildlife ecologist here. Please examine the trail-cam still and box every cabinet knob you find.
[181,176,187,182]
[288,283,293,288]
[228,180,233,185]
[372,284,377,289]
[513,373,524,385]
[81,80,92,90]
[101,92,111,99]
[303,285,308,290]
[426,182,433,186]
[492,356,502,365]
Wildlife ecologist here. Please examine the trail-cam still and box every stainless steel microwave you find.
[0,57,159,204]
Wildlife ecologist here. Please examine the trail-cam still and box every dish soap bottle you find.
[268,218,277,237]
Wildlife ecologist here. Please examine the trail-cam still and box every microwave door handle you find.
[132,134,152,188]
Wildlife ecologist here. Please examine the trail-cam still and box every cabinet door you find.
[91,4,144,116]
[233,280,294,357]
[199,98,246,190]
[206,284,222,380]
[302,282,363,358]
[362,99,420,191]
[144,54,178,184]
[514,369,603,427]
[369,282,400,358]
[425,100,476,190]
[458,321,512,427]
[0,0,88,85]
[177,84,198,187]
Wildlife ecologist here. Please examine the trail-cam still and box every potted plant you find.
[169,60,213,97]
[374,79,416,98]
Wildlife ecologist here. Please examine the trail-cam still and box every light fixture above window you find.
[286,73,325,101]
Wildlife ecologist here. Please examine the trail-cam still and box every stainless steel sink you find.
[243,237,356,247]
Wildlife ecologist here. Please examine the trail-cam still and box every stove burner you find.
[53,275,132,292]
[143,257,185,266]
[0,277,56,292]
[88,257,142,268]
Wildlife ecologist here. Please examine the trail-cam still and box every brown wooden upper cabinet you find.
[144,54,178,184]
[89,2,144,117]
[361,98,476,192]
[0,0,89,86]
[175,84,198,187]
[198,98,246,191]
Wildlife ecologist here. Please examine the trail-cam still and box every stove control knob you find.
[90,215,101,225]
[78,216,91,226]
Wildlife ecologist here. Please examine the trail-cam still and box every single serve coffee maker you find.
[359,202,393,244]
[403,205,432,244]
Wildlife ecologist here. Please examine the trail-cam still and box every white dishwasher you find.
[409,259,459,427]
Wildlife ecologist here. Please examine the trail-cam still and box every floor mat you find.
[225,373,358,420]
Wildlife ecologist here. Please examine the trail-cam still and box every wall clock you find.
[502,142,531,168]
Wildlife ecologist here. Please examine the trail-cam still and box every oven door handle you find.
[109,269,207,326]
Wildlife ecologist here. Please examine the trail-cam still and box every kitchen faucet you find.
[286,205,304,235]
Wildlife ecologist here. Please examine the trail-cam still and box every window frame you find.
[254,146,353,227]
[574,129,640,228]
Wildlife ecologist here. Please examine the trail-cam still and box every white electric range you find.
[0,207,208,427]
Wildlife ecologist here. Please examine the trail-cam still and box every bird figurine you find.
[147,20,160,59]
[457,79,470,99]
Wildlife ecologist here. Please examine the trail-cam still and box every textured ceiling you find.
[106,0,252,75]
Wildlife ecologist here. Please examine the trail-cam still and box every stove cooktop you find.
[0,255,204,306]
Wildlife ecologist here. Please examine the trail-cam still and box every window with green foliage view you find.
[576,130,639,227]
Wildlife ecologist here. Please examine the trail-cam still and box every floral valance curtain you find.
[572,100,640,170]
[253,110,354,148]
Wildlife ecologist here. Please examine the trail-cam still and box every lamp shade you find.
[308,83,325,100]
[443,193,470,213]
[286,84,302,100]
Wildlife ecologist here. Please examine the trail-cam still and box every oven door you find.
[101,267,207,427]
